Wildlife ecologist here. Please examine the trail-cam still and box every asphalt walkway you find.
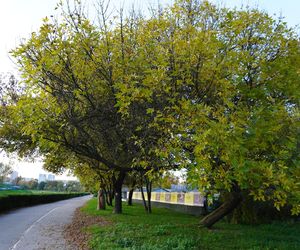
[0,195,91,250]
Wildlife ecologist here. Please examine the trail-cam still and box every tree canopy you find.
[0,0,299,225]
[113,0,300,224]
[0,0,173,213]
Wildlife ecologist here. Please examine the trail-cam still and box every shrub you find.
[0,192,88,212]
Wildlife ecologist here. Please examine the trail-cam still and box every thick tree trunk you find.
[113,172,126,214]
[114,186,122,214]
[200,190,242,228]
[97,189,106,210]
[128,188,134,206]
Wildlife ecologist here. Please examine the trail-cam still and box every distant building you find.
[38,174,47,183]
[47,174,55,181]
[171,184,188,192]
[10,171,18,181]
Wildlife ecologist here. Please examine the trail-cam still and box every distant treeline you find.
[9,178,85,192]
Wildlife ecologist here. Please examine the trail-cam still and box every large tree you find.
[1,0,298,225]
[115,0,300,227]
[0,0,171,213]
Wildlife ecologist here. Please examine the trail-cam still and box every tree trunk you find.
[104,189,111,206]
[145,179,152,214]
[113,171,126,214]
[97,189,106,210]
[203,194,209,214]
[107,190,113,206]
[105,184,114,206]
[140,186,148,211]
[200,190,242,228]
[128,188,134,206]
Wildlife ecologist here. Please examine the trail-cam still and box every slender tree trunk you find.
[203,194,209,214]
[113,171,126,214]
[106,183,114,206]
[146,179,152,213]
[110,189,114,205]
[105,184,114,206]
[128,188,134,206]
[104,189,108,206]
[200,190,243,228]
[111,185,115,200]
[107,190,112,206]
[140,186,148,211]
[104,188,111,206]
[97,188,106,210]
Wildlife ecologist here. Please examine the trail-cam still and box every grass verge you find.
[81,198,300,250]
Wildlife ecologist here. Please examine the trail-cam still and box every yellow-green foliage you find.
[1,0,299,216]
[113,1,300,214]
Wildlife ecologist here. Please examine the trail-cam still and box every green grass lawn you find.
[82,198,300,250]
[0,189,33,197]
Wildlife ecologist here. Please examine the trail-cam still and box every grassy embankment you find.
[82,198,300,250]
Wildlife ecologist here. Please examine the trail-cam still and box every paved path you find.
[0,195,92,250]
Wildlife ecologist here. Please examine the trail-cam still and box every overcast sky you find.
[1,0,299,74]
[0,0,299,179]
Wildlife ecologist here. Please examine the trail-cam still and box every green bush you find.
[0,192,88,212]
[224,191,297,224]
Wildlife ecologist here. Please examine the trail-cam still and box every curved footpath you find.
[0,195,92,250]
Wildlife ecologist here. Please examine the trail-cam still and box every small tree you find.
[38,181,46,190]
[154,171,180,189]
[0,162,12,183]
